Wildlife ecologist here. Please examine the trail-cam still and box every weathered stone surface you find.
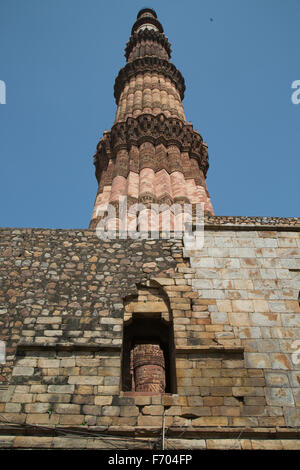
[266,388,295,406]
[55,404,80,414]
[284,408,300,426]
[166,439,206,450]
[14,437,53,448]
[206,439,241,450]
[265,371,290,388]
[0,220,300,447]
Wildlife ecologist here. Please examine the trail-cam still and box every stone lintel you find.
[16,343,121,353]
[175,346,244,357]
[1,425,300,440]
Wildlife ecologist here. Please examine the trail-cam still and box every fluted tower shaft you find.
[89,8,214,230]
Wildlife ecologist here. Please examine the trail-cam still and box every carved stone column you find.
[132,343,165,393]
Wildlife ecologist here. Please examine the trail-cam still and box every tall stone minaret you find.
[89,8,214,230]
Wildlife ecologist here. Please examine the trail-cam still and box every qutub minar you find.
[89,7,213,234]
[0,8,300,450]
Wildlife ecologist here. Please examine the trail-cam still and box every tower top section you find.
[115,8,186,107]
[132,8,163,34]
[89,9,214,230]
[137,8,157,19]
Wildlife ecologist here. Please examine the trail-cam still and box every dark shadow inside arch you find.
[121,316,177,394]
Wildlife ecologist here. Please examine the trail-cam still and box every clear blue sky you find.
[1,0,299,229]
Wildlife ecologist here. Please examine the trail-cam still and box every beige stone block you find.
[4,403,21,413]
[97,382,120,391]
[162,395,181,406]
[133,396,152,406]
[48,385,74,393]
[216,300,232,312]
[53,437,87,448]
[270,353,293,370]
[97,367,120,377]
[232,300,253,312]
[245,352,271,369]
[211,312,229,324]
[232,417,258,426]
[12,367,34,376]
[82,405,101,415]
[68,376,104,385]
[153,278,174,286]
[253,300,270,312]
[110,417,137,427]
[166,439,206,450]
[251,440,283,450]
[60,359,76,367]
[285,300,300,312]
[12,385,29,393]
[75,358,101,367]
[281,440,300,450]
[102,406,120,416]
[246,353,271,368]
[132,301,168,313]
[233,387,264,397]
[182,406,211,417]
[258,417,285,426]
[239,327,261,339]
[203,396,223,406]
[59,415,85,425]
[26,414,59,425]
[11,393,33,403]
[0,436,15,448]
[241,405,267,416]
[229,312,250,326]
[96,416,112,426]
[16,358,37,367]
[234,280,254,290]
[36,393,71,403]
[30,385,47,393]
[55,404,80,414]
[206,325,224,332]
[171,303,191,311]
[14,437,53,448]
[250,312,279,326]
[192,416,228,426]
[44,330,63,337]
[120,406,139,417]
[142,405,164,415]
[25,403,50,413]
[137,415,163,426]
[164,406,182,416]
[94,396,112,406]
[178,377,192,387]
[206,439,241,450]
[244,397,266,405]
[0,413,26,424]
[266,388,294,406]
[240,439,253,450]
[36,317,61,324]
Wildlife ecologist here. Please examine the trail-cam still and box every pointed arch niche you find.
[121,282,177,394]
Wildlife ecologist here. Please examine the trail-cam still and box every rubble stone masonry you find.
[0,215,300,449]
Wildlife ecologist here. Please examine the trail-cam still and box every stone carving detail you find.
[132,343,166,393]
[114,57,186,104]
[131,15,164,35]
[93,113,209,179]
[125,29,172,61]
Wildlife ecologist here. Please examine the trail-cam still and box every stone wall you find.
[0,218,300,449]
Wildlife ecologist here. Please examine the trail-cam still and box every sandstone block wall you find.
[0,218,300,449]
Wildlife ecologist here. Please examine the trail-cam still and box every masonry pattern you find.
[0,218,300,449]
[89,8,214,231]
[0,8,300,450]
